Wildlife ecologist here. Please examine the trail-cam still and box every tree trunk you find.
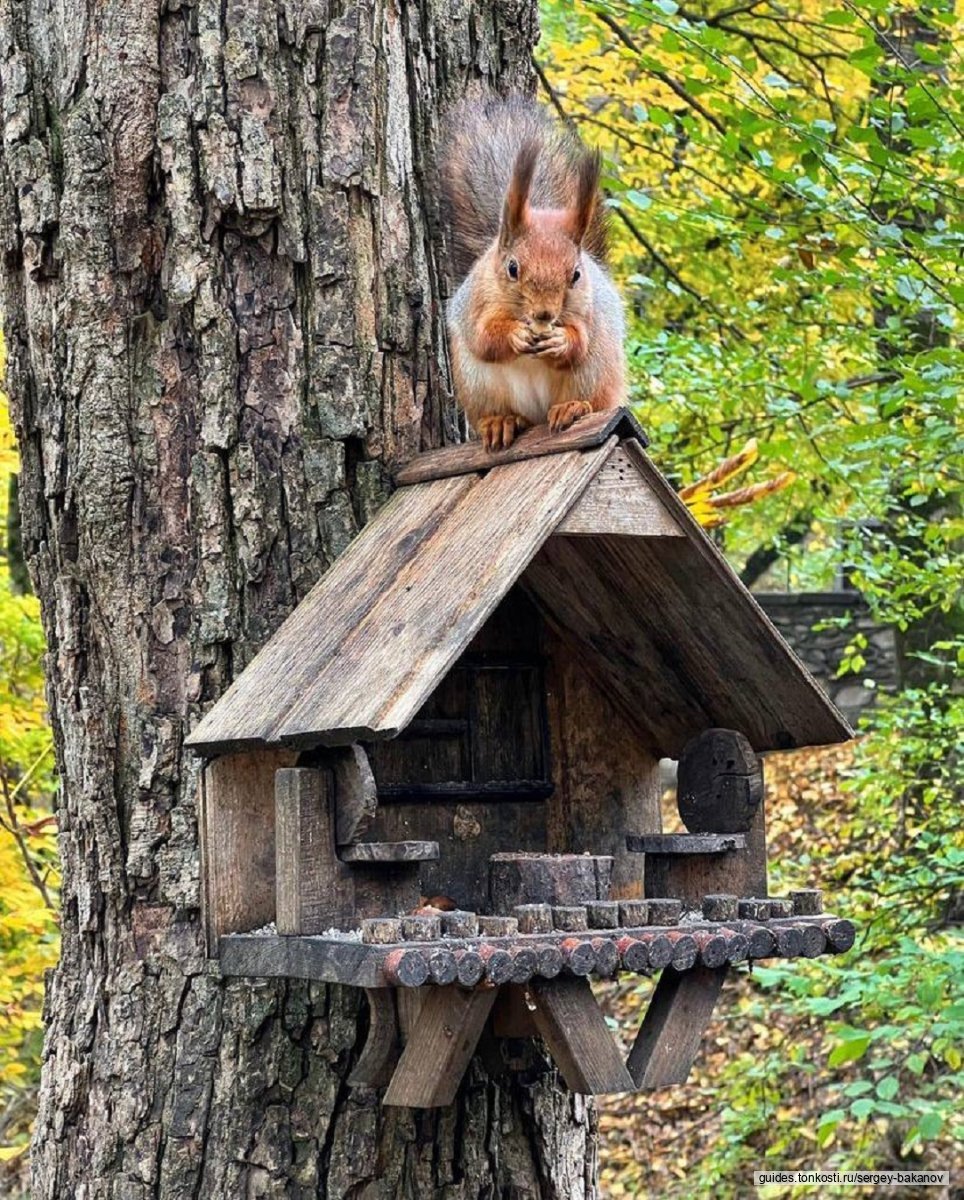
[0,1,598,1195]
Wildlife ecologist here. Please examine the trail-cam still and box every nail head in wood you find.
[643,932,674,970]
[509,946,538,983]
[514,904,553,934]
[676,728,763,834]
[666,931,698,971]
[455,948,485,987]
[773,925,804,957]
[478,944,513,985]
[722,928,750,962]
[695,931,729,969]
[743,924,777,958]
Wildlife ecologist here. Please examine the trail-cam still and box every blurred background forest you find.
[1,0,961,1195]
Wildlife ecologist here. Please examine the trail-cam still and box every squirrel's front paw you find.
[531,327,571,360]
[547,400,593,434]
[478,413,531,452]
[508,323,535,356]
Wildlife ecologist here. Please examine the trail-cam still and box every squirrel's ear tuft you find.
[568,148,601,246]
[500,139,539,249]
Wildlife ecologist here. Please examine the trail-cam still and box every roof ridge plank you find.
[276,442,616,746]
[393,407,649,486]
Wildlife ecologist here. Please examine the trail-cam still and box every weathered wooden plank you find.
[542,621,661,899]
[185,474,479,753]
[628,834,746,855]
[278,445,614,744]
[348,989,399,1088]
[383,985,498,1107]
[393,407,648,485]
[556,445,682,537]
[627,965,728,1089]
[333,743,379,845]
[529,977,636,1095]
[199,750,296,953]
[339,841,439,863]
[275,767,354,935]
[489,853,613,911]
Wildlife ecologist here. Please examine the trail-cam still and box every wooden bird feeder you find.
[187,408,854,1107]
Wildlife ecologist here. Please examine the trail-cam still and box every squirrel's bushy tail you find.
[441,94,609,283]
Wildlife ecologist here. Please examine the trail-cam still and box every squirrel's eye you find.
[506,259,519,280]
[571,267,582,285]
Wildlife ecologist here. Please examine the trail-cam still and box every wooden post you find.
[543,625,661,899]
[275,766,355,934]
[199,750,296,952]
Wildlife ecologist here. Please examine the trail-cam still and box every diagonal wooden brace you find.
[627,965,728,1089]
[383,985,498,1108]
[528,977,636,1095]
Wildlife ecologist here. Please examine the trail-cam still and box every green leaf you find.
[829,1034,871,1067]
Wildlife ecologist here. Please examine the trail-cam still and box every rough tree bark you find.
[0,1,599,1195]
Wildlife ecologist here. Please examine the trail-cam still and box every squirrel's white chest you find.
[470,355,558,424]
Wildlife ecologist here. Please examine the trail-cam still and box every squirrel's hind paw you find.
[547,400,593,434]
[478,413,530,452]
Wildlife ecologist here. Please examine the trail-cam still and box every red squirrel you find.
[442,96,626,451]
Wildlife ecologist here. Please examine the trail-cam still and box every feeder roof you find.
[186,408,851,758]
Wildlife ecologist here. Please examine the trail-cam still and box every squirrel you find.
[441,95,627,451]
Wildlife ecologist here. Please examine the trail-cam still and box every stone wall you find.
[757,592,898,727]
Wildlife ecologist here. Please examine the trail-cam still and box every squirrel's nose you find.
[534,310,553,323]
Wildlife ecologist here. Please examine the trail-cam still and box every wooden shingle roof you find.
[186,410,851,758]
